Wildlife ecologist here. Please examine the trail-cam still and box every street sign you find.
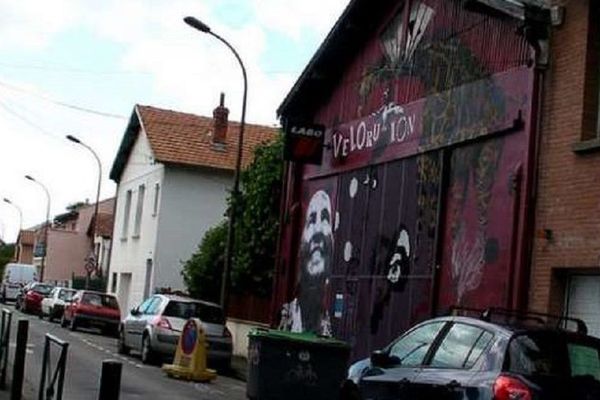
[284,120,325,165]
[34,243,46,257]
[84,252,97,274]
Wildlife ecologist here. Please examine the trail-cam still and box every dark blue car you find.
[342,308,600,400]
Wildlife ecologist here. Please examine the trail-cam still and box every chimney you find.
[212,93,229,144]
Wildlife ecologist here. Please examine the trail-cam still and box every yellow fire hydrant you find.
[162,318,217,382]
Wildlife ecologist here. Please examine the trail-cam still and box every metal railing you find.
[38,334,69,400]
[0,308,12,389]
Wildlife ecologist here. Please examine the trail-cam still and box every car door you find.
[125,297,153,348]
[359,321,448,400]
[410,322,495,399]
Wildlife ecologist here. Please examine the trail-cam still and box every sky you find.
[0,0,349,243]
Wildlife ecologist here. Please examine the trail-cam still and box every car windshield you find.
[33,285,53,295]
[163,301,224,324]
[507,332,600,382]
[82,293,119,310]
[58,289,75,301]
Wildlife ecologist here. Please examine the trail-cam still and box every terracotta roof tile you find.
[136,105,279,171]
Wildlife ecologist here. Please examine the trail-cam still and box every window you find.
[388,322,446,367]
[133,184,145,237]
[163,301,225,324]
[58,289,75,301]
[137,297,154,314]
[152,183,160,217]
[568,343,600,380]
[144,297,162,315]
[82,293,119,309]
[121,190,132,239]
[429,323,493,369]
[111,273,117,293]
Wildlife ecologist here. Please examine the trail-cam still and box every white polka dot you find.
[372,179,378,189]
[334,212,340,231]
[344,242,353,262]
[349,178,358,198]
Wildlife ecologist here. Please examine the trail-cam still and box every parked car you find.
[1,263,37,303]
[40,287,76,321]
[341,308,600,400]
[61,290,120,336]
[118,294,232,367]
[16,282,53,314]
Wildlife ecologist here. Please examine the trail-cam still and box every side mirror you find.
[130,307,140,316]
[370,350,399,368]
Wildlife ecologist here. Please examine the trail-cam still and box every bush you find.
[181,221,227,303]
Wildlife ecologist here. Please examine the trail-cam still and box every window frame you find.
[152,182,160,217]
[132,184,145,238]
[121,189,132,240]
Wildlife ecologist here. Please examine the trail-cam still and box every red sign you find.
[284,121,325,165]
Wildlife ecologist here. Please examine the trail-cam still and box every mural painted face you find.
[301,190,333,276]
[387,228,411,284]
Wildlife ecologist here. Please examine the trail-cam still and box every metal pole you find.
[97,360,122,400]
[206,31,248,312]
[0,310,11,389]
[38,336,49,400]
[11,319,28,400]
[67,136,103,286]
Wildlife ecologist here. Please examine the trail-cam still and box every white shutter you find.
[566,276,600,338]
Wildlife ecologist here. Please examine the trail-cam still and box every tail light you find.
[224,327,232,338]
[153,316,172,330]
[494,375,532,400]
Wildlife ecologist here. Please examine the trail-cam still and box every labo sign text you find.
[331,103,417,159]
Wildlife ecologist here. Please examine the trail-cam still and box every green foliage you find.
[0,243,15,277]
[181,221,228,303]
[230,135,283,297]
[182,134,283,300]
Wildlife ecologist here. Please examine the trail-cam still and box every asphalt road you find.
[3,305,246,400]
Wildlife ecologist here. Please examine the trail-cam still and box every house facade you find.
[35,198,115,285]
[108,97,278,313]
[530,0,600,337]
[273,0,558,360]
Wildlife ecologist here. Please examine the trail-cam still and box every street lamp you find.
[25,174,51,282]
[3,198,23,231]
[67,134,103,286]
[184,16,248,310]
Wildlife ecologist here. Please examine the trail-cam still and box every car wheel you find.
[69,316,78,332]
[141,334,156,365]
[117,328,130,355]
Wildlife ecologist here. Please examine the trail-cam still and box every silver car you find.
[118,294,232,368]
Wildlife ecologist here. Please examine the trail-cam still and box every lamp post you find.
[3,198,23,231]
[66,134,103,288]
[184,16,248,310]
[25,175,50,282]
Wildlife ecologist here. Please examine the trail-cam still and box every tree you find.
[230,135,283,296]
[182,134,283,300]
[0,243,15,278]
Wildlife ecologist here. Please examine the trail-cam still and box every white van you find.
[1,263,38,302]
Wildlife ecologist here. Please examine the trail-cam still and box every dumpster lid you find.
[249,329,349,347]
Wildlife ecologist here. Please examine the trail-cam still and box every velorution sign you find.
[284,121,325,165]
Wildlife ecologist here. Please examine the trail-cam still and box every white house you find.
[107,95,277,313]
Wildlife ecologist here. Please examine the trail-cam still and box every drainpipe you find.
[515,12,553,311]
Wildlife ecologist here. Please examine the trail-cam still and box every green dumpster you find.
[247,329,350,400]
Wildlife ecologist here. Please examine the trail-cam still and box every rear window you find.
[32,285,53,295]
[507,332,600,380]
[58,289,75,301]
[82,293,119,310]
[163,301,224,324]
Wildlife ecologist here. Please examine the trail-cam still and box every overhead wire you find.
[0,79,127,120]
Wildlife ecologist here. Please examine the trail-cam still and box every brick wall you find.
[530,0,600,314]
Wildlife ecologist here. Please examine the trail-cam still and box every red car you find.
[19,283,54,314]
[61,290,121,336]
